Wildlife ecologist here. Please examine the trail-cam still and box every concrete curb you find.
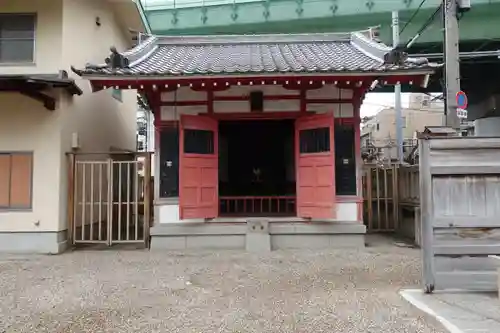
[399,289,464,333]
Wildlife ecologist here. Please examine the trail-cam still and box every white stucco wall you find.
[160,85,354,120]
[0,1,63,233]
[0,0,139,237]
[57,0,139,230]
[0,0,63,74]
[0,93,64,232]
[60,0,137,153]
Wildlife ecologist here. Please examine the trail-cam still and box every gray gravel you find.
[0,236,444,332]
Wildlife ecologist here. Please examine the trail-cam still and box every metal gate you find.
[67,152,152,247]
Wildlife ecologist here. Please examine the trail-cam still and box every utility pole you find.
[392,11,404,163]
[443,0,462,128]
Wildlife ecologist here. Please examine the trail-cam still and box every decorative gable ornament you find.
[105,46,129,69]
[384,49,409,66]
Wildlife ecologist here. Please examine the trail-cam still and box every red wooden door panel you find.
[295,113,336,219]
[179,115,218,219]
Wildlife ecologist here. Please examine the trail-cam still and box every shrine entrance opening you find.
[219,119,296,217]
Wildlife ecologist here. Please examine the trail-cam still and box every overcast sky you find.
[360,93,410,118]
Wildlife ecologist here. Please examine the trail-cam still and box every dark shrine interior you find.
[218,119,296,197]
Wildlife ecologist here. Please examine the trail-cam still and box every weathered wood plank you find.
[434,228,500,245]
[435,271,498,291]
[429,137,500,150]
[420,139,435,292]
[435,256,500,272]
[431,166,500,175]
[429,148,500,168]
[432,176,500,228]
[421,137,500,292]
[434,245,500,255]
[433,217,499,228]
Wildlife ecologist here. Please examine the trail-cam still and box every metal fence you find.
[420,137,500,293]
[67,152,152,247]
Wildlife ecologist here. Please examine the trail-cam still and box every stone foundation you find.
[0,230,68,254]
[150,220,366,251]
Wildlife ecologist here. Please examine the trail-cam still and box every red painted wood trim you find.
[157,114,358,123]
[211,111,302,120]
[207,90,214,114]
[334,117,355,125]
[308,98,353,104]
[91,75,429,92]
[282,81,324,90]
[352,88,364,223]
[220,196,295,199]
[161,97,351,106]
[161,100,207,106]
[147,90,163,128]
[213,94,299,101]
[299,89,306,114]
[156,120,179,127]
[160,86,179,92]
[191,85,230,92]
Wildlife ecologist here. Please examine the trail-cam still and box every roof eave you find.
[73,69,435,81]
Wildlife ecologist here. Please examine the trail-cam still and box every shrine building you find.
[72,29,435,250]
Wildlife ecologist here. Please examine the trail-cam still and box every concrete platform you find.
[400,289,500,333]
[150,219,366,251]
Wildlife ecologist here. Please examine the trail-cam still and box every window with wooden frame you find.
[0,152,33,209]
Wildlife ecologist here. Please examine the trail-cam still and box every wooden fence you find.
[362,163,420,235]
[420,137,500,292]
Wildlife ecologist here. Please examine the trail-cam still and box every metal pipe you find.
[393,11,404,163]
[411,50,500,59]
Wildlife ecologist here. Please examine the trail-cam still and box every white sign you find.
[456,108,468,119]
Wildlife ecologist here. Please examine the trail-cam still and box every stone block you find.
[246,219,271,252]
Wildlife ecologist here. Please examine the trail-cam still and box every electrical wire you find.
[399,0,427,35]
[402,3,442,50]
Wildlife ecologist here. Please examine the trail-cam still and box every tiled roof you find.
[72,30,435,77]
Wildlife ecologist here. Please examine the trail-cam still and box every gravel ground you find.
[0,236,445,333]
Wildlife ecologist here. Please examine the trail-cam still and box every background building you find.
[361,93,444,161]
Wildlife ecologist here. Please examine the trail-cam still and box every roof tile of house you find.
[73,30,436,77]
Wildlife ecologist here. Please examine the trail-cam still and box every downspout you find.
[134,0,152,35]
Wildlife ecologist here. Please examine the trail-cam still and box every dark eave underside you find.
[0,74,83,95]
[0,73,83,111]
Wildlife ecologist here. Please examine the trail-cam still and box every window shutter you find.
[9,153,32,208]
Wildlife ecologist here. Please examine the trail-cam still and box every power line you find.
[403,4,442,49]
[399,0,427,35]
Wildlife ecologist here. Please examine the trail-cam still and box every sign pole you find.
[443,0,462,129]
[392,11,404,163]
